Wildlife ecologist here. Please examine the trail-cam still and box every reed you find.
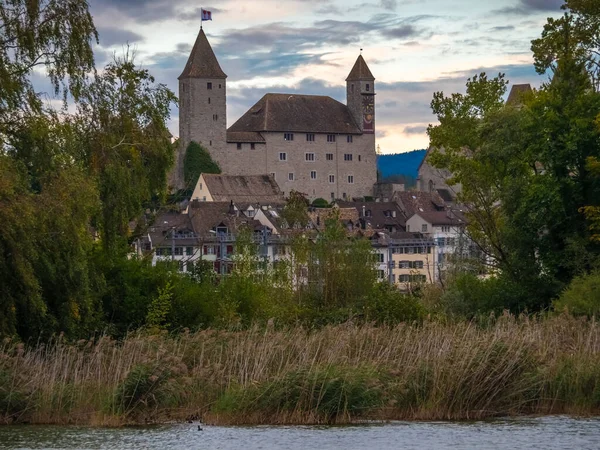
[2,314,600,425]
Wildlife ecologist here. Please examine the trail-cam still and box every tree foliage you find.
[0,0,97,137]
[427,7,600,310]
[183,140,221,188]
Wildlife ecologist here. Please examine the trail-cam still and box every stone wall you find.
[218,131,376,201]
[173,77,227,190]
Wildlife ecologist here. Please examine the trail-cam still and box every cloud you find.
[494,0,564,15]
[89,0,181,24]
[403,125,428,135]
[96,27,145,47]
[490,25,516,32]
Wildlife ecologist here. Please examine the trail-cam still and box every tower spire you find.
[179,28,227,80]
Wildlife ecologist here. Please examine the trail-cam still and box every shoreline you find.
[2,316,600,427]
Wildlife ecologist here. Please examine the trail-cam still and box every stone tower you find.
[346,55,375,135]
[174,28,227,190]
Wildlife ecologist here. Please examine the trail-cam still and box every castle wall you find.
[220,132,376,201]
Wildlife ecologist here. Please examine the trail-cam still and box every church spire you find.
[346,54,374,81]
[178,28,227,80]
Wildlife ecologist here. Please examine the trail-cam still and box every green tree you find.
[427,10,600,310]
[0,0,97,140]
[183,141,221,188]
[73,54,177,253]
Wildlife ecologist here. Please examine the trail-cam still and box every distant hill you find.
[377,150,427,184]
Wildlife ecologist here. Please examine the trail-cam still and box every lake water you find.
[1,416,599,449]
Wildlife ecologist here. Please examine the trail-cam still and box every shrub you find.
[553,271,600,317]
[213,365,384,423]
[311,198,329,208]
[113,364,171,415]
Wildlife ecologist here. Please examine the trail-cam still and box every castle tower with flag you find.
[174,26,377,201]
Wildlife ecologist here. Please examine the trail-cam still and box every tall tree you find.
[74,54,177,253]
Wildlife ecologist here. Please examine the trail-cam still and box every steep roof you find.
[179,28,227,79]
[346,55,375,81]
[336,201,406,230]
[148,212,196,248]
[187,201,263,236]
[203,174,285,204]
[412,210,466,226]
[506,84,532,106]
[228,93,361,134]
[394,191,446,216]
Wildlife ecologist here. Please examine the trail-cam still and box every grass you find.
[2,314,600,425]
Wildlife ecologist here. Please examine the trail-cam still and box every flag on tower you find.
[201,8,212,21]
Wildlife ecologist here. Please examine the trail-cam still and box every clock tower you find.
[346,54,375,134]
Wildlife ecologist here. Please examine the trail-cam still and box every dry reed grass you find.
[1,313,600,425]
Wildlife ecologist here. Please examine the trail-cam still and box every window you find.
[209,140,212,146]
[202,196,206,201]
[208,97,211,104]
[400,274,410,282]
[358,155,362,162]
[377,270,385,279]
[310,170,317,180]
[237,143,242,150]
[347,135,353,143]
[326,153,334,161]
[422,224,428,232]
[442,226,450,233]
[251,143,255,150]
[331,192,335,199]
[305,153,315,162]
[212,114,218,121]
[376,253,384,263]
[399,261,410,269]
[219,84,222,89]
[174,247,183,256]
[284,133,294,141]
[288,172,294,181]
[366,83,370,91]
[390,261,396,269]
[348,175,354,184]
[279,152,287,161]
[343,192,347,199]
[447,238,456,246]
[344,154,353,161]
[207,82,212,90]
[186,247,194,256]
[351,83,354,93]
[306,133,315,141]
[327,134,336,143]
[329,174,335,184]
[391,274,396,283]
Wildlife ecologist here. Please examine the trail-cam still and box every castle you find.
[174,28,377,201]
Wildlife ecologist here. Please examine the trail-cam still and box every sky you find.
[85,0,565,154]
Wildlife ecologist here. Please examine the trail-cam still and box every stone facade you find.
[178,77,227,188]
[174,28,377,200]
[220,131,375,201]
